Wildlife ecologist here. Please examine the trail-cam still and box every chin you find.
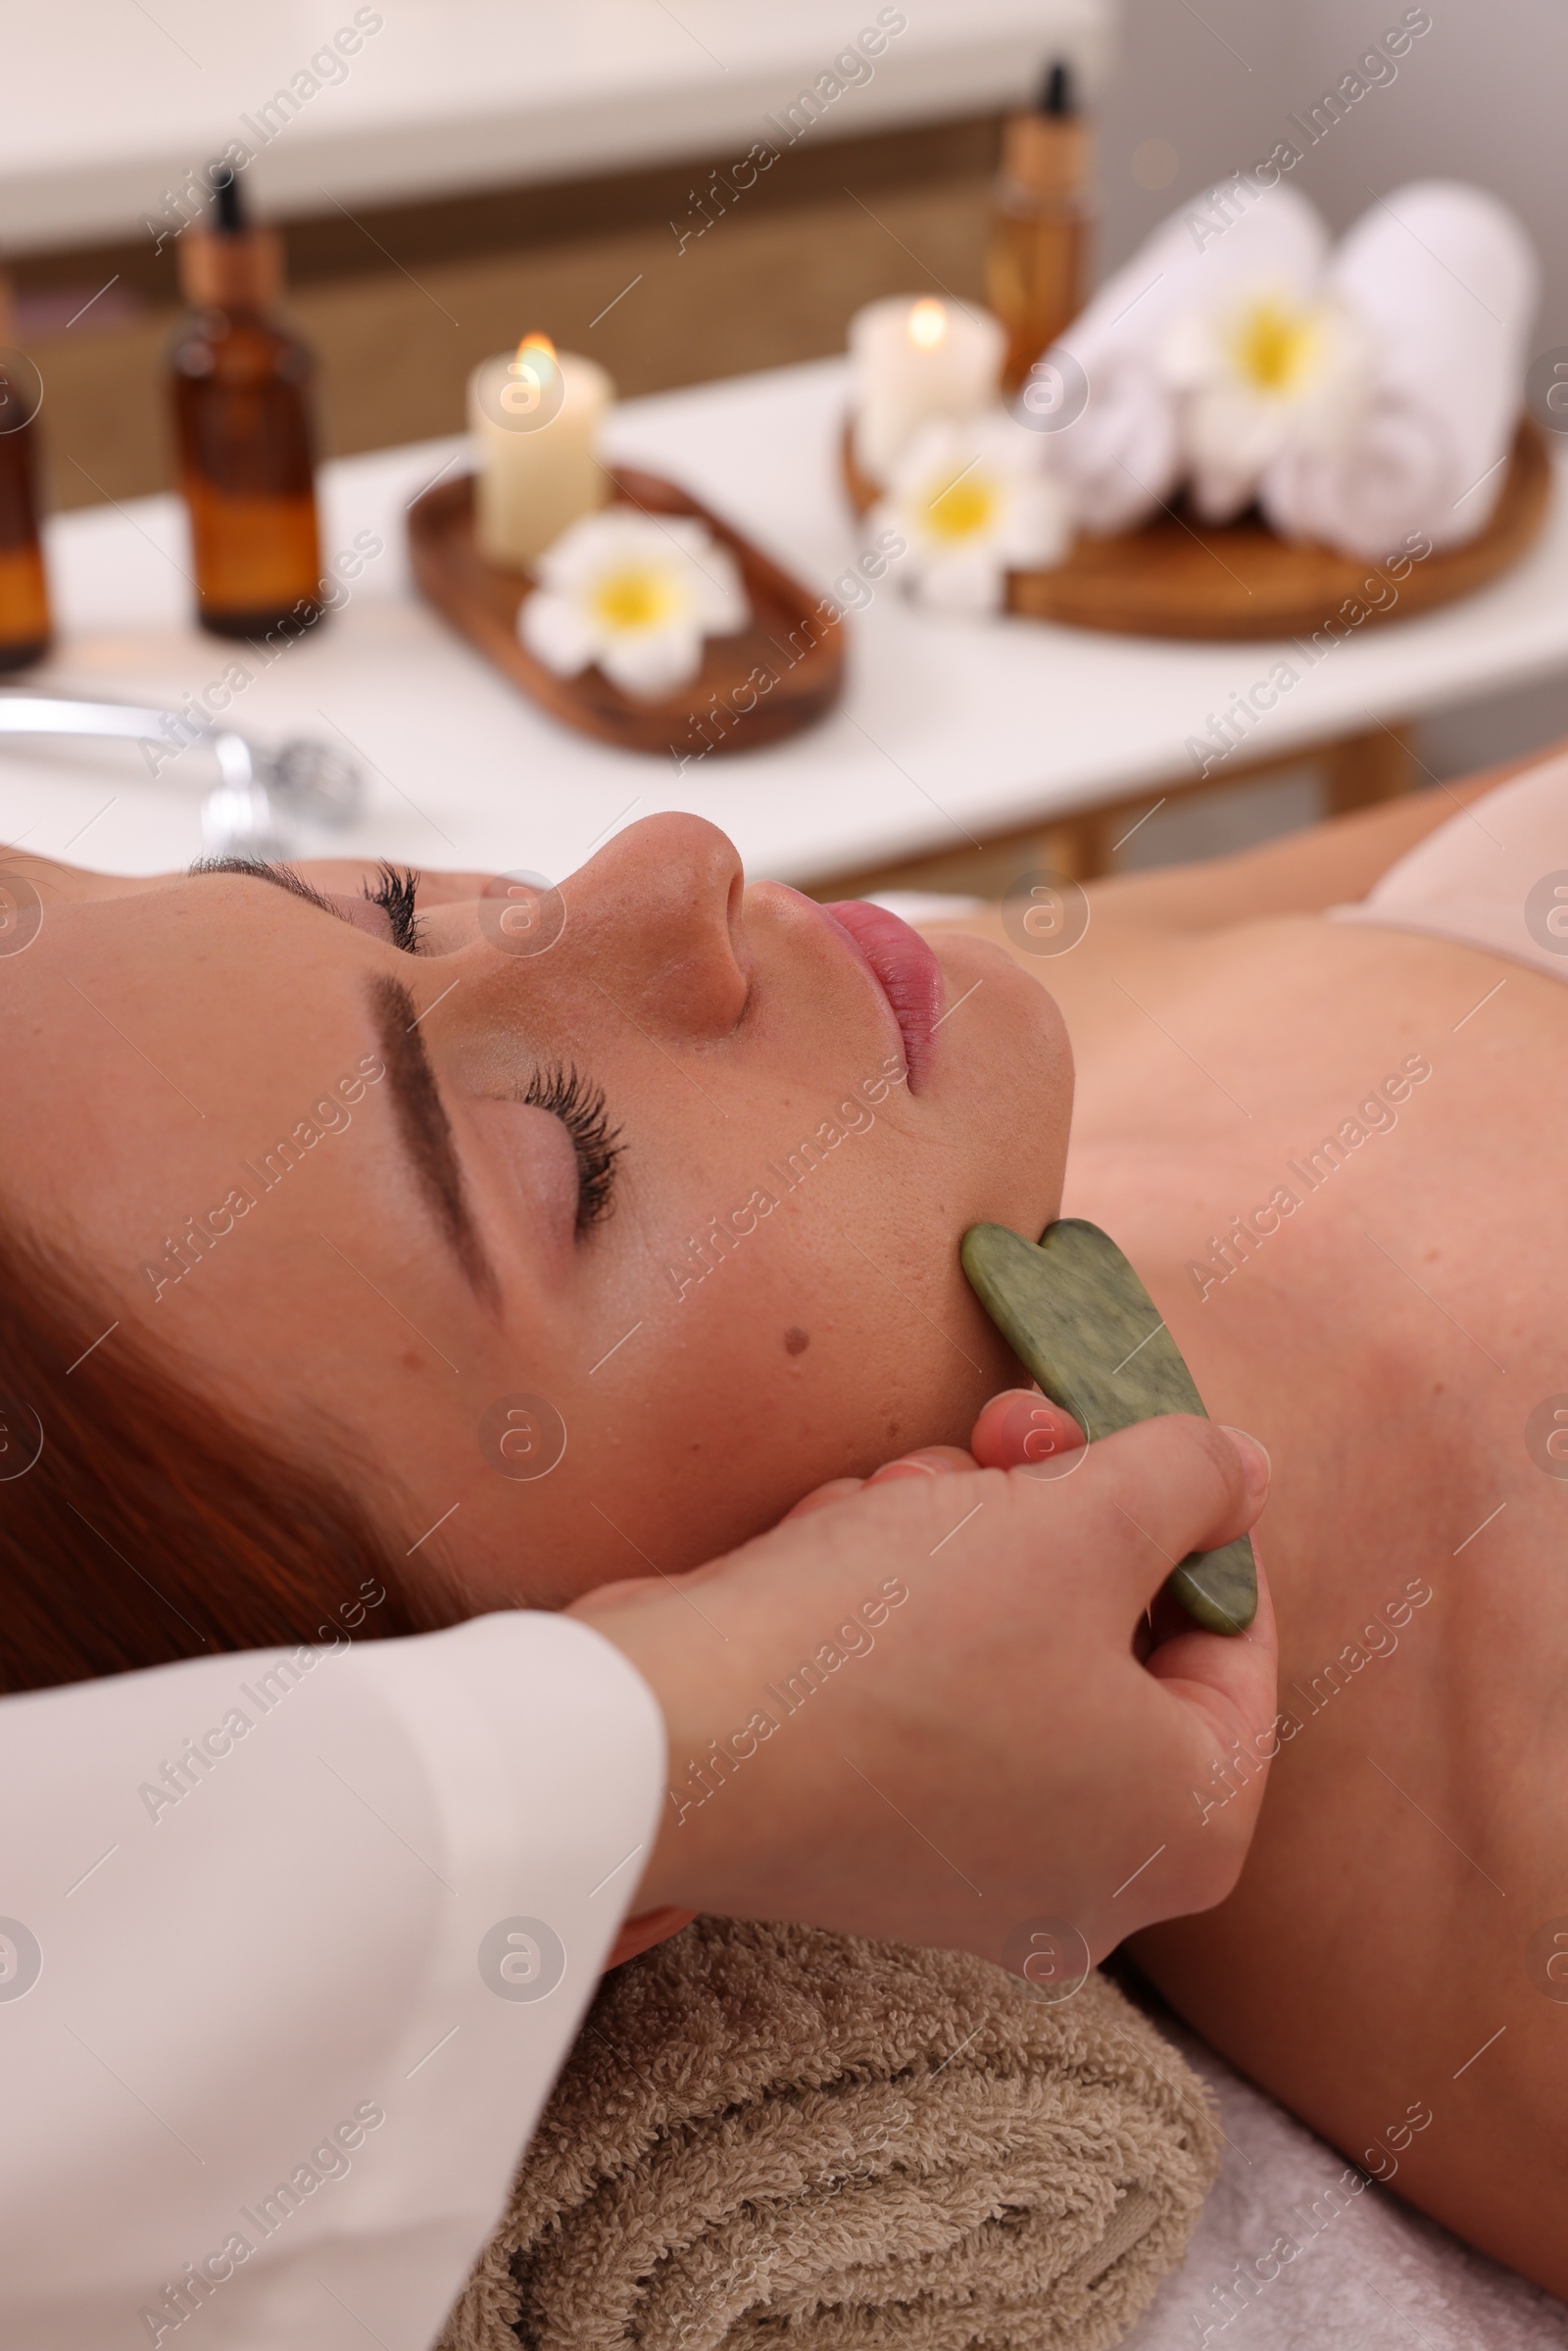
[930,928,1071,1054]
[929,933,1074,1221]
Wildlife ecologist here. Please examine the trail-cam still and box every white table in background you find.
[7,357,1568,889]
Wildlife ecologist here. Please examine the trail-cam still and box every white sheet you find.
[1120,2006,1567,2351]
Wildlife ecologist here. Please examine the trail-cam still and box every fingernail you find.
[1220,1425,1271,1502]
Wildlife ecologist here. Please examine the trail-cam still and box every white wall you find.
[1092,0,1568,775]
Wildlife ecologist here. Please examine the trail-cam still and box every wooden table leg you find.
[803,722,1416,902]
[1052,808,1104,880]
[1323,722,1413,817]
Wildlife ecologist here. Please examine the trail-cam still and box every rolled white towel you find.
[1261,181,1540,560]
[1159,282,1378,525]
[1028,179,1329,535]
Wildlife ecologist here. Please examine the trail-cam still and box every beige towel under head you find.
[440,1917,1222,2351]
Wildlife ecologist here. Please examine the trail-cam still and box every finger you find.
[782,1475,866,1522]
[866,1445,976,1485]
[568,1569,666,1613]
[971,1389,1085,1471]
[786,1446,975,1520]
[602,1904,699,1972]
[1146,1547,1281,1837]
[1147,1540,1278,1721]
[1050,1414,1269,1619]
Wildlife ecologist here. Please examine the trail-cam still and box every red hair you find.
[0,1215,436,1695]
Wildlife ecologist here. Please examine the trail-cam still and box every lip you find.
[818,899,944,1090]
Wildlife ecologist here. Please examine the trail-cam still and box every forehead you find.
[0,877,380,1233]
[15,868,368,1019]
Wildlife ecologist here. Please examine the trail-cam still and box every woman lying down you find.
[2,737,1562,2301]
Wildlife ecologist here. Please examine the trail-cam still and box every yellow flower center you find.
[1229,300,1320,394]
[921,472,998,543]
[589,563,682,633]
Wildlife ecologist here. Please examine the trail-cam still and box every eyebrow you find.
[190,856,341,912]
[191,859,500,1301]
[368,975,501,1308]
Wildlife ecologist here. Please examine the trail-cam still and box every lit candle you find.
[849,297,1006,485]
[467,334,614,570]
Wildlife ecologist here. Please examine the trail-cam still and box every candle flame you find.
[514,331,557,365]
[907,300,948,351]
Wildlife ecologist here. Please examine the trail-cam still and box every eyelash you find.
[365,863,423,955]
[356,868,619,1235]
[522,1063,622,1233]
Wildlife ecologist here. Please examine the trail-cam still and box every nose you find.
[564,812,749,1041]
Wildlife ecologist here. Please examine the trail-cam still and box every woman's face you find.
[2,816,1070,1606]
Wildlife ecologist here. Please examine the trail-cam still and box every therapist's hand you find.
[778,1387,1088,1515]
[569,1412,1275,1979]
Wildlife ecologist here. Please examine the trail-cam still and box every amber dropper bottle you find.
[0,275,53,672]
[171,168,324,638]
[986,61,1093,396]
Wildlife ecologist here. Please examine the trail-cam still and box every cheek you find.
[469,954,1074,1593]
[588,1289,969,1569]
[553,1136,1016,1575]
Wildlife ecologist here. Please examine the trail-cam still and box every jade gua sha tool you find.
[960,1218,1257,1635]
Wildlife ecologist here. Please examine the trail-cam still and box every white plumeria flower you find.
[1159,279,1376,522]
[870,415,1072,613]
[519,509,749,699]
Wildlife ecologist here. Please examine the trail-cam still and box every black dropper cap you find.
[212,161,244,235]
[179,159,279,309]
[1039,60,1076,117]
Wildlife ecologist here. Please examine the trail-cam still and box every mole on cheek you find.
[784,1327,809,1356]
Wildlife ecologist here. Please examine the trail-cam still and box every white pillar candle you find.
[467,336,614,570]
[849,297,1006,486]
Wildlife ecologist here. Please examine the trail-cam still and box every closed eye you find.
[190,857,426,954]
[189,859,618,1240]
[522,1064,622,1233]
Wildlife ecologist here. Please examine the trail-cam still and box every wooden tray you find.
[408,467,843,755]
[842,418,1550,642]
